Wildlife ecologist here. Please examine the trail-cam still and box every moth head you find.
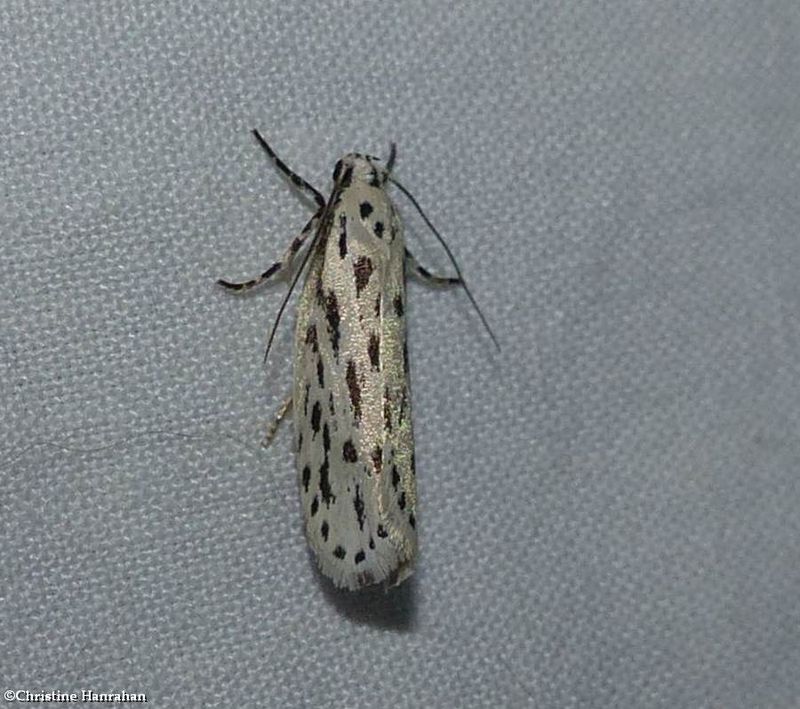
[332,146,396,187]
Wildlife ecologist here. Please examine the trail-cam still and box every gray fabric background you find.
[2,2,799,707]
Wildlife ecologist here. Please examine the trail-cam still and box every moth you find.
[218,130,496,590]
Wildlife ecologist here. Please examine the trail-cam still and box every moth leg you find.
[252,129,325,208]
[261,393,293,448]
[405,248,462,286]
[217,211,321,293]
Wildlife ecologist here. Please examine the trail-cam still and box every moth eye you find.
[332,160,343,182]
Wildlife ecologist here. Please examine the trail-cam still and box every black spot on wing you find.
[377,524,388,538]
[354,485,365,531]
[314,272,325,305]
[310,496,319,516]
[409,513,416,529]
[301,465,311,492]
[371,446,383,477]
[383,387,392,433]
[391,465,400,490]
[310,401,321,435]
[305,324,318,352]
[354,550,366,564]
[346,360,362,423]
[319,459,334,506]
[342,439,358,462]
[368,332,380,370]
[321,520,329,541]
[338,214,348,258]
[328,392,335,417]
[374,294,381,318]
[393,294,404,317]
[317,357,324,388]
[325,291,341,356]
[322,422,331,453]
[353,256,374,296]
[369,536,375,550]
[360,201,373,219]
[333,545,346,560]
[398,491,407,511]
[373,221,384,238]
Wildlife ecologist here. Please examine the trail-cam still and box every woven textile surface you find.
[2,3,799,707]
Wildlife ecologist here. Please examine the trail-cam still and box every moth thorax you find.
[333,154,388,187]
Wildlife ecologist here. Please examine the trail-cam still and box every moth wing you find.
[293,200,415,589]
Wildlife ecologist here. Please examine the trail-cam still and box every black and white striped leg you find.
[405,248,462,287]
[252,129,325,208]
[217,211,321,293]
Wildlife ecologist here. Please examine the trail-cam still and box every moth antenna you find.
[263,225,321,364]
[389,177,500,351]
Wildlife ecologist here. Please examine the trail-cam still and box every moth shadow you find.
[314,561,417,631]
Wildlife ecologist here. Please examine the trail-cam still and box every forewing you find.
[293,191,416,589]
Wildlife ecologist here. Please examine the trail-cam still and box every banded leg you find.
[405,248,461,286]
[252,129,325,208]
[217,211,321,293]
[262,393,293,448]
